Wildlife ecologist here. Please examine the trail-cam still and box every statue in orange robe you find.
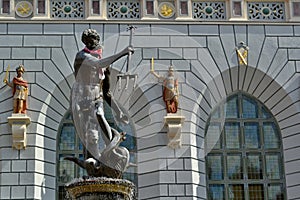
[151,66,179,113]
[4,65,28,114]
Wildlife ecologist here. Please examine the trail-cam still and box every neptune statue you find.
[65,28,135,179]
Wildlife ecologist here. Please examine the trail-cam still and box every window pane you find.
[266,154,281,179]
[58,186,67,200]
[244,122,260,148]
[180,1,188,15]
[228,184,244,199]
[38,0,45,14]
[146,0,154,15]
[225,122,240,149]
[227,154,243,179]
[233,1,242,16]
[247,154,262,179]
[261,107,271,118]
[207,155,223,180]
[249,184,264,200]
[263,122,280,149]
[2,0,10,14]
[268,184,284,200]
[211,107,220,119]
[60,123,75,150]
[65,112,73,120]
[58,154,75,183]
[206,123,222,150]
[78,154,88,177]
[225,96,239,118]
[129,152,136,163]
[208,184,225,200]
[293,2,300,16]
[92,0,100,14]
[242,96,258,118]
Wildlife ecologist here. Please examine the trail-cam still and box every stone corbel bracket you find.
[7,114,31,150]
[164,114,185,149]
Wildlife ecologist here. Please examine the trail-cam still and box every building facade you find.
[0,0,300,200]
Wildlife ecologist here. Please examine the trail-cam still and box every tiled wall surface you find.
[0,23,299,199]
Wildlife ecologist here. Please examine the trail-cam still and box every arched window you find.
[57,109,137,199]
[56,112,86,199]
[205,92,286,200]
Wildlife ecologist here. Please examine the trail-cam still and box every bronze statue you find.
[66,29,134,178]
[151,64,179,113]
[4,65,28,114]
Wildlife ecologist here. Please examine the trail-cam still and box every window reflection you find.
[266,154,281,179]
[262,107,272,118]
[227,155,242,180]
[209,184,225,200]
[228,184,244,199]
[247,154,263,179]
[244,122,260,148]
[60,124,75,150]
[225,122,240,149]
[242,97,257,118]
[263,122,280,149]
[225,96,238,118]
[249,184,264,200]
[211,107,220,119]
[268,184,284,200]
[207,155,223,180]
[58,154,74,182]
[206,123,222,149]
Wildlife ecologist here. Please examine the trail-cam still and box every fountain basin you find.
[65,177,136,200]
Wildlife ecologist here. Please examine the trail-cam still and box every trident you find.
[117,25,138,90]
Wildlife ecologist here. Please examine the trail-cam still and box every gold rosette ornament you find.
[15,1,33,17]
[159,2,175,18]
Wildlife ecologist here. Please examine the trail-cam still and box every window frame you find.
[205,92,286,200]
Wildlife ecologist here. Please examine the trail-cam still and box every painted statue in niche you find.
[151,61,179,113]
[3,65,29,114]
[65,28,135,179]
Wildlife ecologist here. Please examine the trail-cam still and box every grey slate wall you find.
[0,23,299,200]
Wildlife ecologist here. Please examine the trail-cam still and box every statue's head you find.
[16,64,25,74]
[81,29,101,50]
[86,129,99,145]
[168,66,174,75]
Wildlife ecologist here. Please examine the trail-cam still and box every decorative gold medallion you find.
[15,1,33,18]
[158,2,175,18]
